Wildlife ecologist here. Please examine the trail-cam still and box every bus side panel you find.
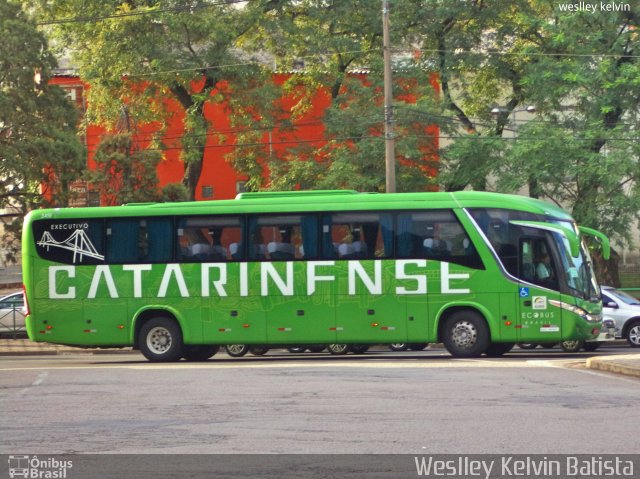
[205,295,266,344]
[498,292,519,343]
[334,261,407,343]
[265,295,337,344]
[405,296,431,342]
[30,264,86,345]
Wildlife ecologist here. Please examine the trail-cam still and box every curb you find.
[0,349,134,356]
[586,354,640,378]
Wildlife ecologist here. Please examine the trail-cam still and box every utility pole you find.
[382,0,396,193]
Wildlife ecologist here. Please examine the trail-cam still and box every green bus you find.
[22,190,610,361]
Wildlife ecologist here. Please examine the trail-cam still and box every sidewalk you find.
[0,338,132,355]
[585,354,640,378]
[0,339,639,378]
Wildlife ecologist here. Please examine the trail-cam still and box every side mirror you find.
[605,301,618,309]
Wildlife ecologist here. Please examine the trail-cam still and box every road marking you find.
[0,358,567,372]
[18,371,48,396]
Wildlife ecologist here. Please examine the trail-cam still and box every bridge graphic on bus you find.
[37,229,105,263]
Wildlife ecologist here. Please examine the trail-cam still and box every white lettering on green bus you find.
[47,260,470,299]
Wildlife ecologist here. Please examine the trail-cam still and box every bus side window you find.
[107,219,141,263]
[107,218,172,263]
[519,237,559,290]
[395,210,483,269]
[248,215,316,261]
[177,217,243,262]
[323,213,392,260]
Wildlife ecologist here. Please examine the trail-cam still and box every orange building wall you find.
[49,72,439,203]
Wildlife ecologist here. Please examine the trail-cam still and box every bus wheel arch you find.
[437,307,490,358]
[134,310,184,362]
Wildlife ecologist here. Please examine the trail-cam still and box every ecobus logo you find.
[7,456,72,479]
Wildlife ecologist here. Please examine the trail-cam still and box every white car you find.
[0,291,26,335]
[601,286,640,347]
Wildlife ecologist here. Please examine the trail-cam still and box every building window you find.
[201,185,214,199]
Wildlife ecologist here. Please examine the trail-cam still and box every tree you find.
[495,5,639,284]
[240,0,440,192]
[397,1,638,284]
[0,0,84,262]
[88,133,163,205]
[31,0,278,200]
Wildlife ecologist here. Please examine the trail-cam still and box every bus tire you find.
[183,345,219,361]
[139,317,183,362]
[307,345,327,353]
[389,343,409,351]
[583,341,602,352]
[225,344,250,357]
[408,343,429,351]
[560,340,582,352]
[287,347,307,353]
[485,342,514,357]
[442,310,490,358]
[249,346,270,356]
[351,344,370,354]
[327,344,351,355]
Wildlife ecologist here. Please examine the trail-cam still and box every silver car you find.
[0,291,26,336]
[601,286,640,347]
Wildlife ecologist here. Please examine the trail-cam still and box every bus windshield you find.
[550,229,600,301]
[468,208,600,301]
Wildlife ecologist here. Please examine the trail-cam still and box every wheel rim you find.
[330,344,348,353]
[146,326,172,354]
[391,343,405,348]
[629,325,640,345]
[451,320,478,348]
[227,344,246,355]
[563,341,580,350]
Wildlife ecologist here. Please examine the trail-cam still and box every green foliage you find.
[0,0,84,263]
[88,133,162,205]
[24,0,639,262]
[30,0,277,200]
[161,183,190,203]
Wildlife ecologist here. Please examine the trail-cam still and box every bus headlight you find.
[550,300,602,323]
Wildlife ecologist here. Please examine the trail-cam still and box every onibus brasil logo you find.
[38,229,104,263]
[7,456,72,478]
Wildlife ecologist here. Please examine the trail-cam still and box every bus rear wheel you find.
[442,311,489,358]
[351,344,370,354]
[183,345,219,361]
[327,344,351,355]
[139,317,183,362]
[249,346,270,356]
[408,343,429,351]
[225,344,250,357]
[389,343,409,351]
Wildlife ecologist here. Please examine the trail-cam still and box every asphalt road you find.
[1,345,638,456]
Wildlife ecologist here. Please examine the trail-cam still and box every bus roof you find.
[26,190,573,221]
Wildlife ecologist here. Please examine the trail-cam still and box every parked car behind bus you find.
[601,286,640,347]
[0,291,26,336]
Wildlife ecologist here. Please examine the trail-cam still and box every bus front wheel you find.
[560,340,582,352]
[442,311,489,358]
[485,342,514,357]
[139,317,184,362]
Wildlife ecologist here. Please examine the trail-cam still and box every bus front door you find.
[517,237,563,344]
